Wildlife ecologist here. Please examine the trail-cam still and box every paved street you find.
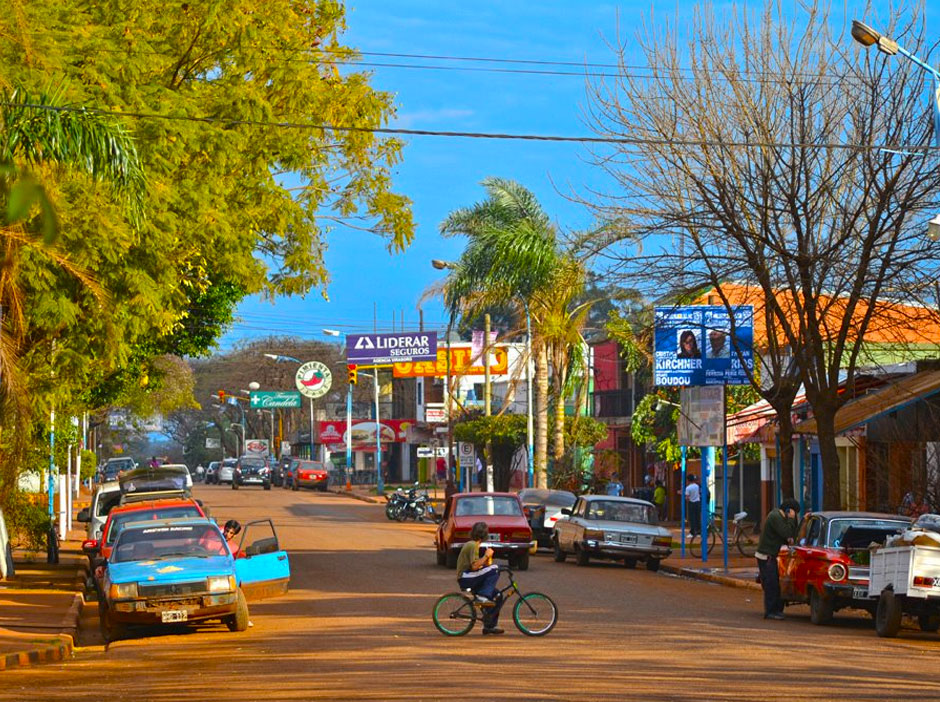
[4,486,940,701]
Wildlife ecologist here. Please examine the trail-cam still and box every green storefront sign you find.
[249,391,303,409]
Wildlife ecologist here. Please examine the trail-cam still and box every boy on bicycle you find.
[455,521,504,635]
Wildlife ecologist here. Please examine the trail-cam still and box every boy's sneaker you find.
[474,594,495,607]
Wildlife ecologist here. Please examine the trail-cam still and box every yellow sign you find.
[393,345,509,378]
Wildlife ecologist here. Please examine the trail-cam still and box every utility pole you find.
[484,314,494,491]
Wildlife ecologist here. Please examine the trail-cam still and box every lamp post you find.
[323,330,354,492]
[852,19,940,231]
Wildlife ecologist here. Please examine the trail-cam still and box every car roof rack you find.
[119,489,191,505]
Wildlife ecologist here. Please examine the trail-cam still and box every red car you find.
[779,511,911,624]
[434,492,535,571]
[290,460,330,491]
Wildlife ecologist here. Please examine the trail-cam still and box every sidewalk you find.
[0,516,90,671]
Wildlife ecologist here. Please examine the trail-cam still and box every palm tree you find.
[0,85,145,506]
[439,178,562,486]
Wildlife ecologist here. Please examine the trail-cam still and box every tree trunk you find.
[535,342,549,488]
[773,407,795,500]
[814,407,843,510]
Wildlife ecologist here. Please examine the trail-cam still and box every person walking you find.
[684,475,701,539]
[653,480,666,521]
[755,499,801,620]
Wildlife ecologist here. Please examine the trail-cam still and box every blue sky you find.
[219,1,940,348]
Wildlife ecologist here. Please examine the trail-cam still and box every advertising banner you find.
[346,332,437,365]
[393,344,509,378]
[244,439,270,456]
[294,361,332,399]
[250,391,302,409]
[678,386,726,447]
[654,305,754,387]
[318,419,415,447]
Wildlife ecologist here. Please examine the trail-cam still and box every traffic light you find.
[347,364,358,385]
[217,389,226,403]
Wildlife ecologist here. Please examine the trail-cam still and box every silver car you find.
[77,481,122,541]
[217,459,237,484]
[552,495,672,571]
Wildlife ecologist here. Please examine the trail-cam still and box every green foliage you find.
[563,416,608,448]
[80,450,97,481]
[454,414,527,491]
[4,490,52,552]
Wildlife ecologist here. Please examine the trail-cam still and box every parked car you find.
[98,517,290,642]
[518,488,577,549]
[98,457,136,483]
[289,460,329,491]
[552,494,672,571]
[233,455,272,490]
[779,511,911,624]
[434,492,535,571]
[76,480,122,543]
[205,461,220,484]
[217,458,237,485]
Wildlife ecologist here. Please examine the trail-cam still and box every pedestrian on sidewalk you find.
[684,475,701,538]
[653,480,666,520]
[755,498,800,620]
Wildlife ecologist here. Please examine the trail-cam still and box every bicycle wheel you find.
[735,523,760,557]
[513,592,558,637]
[433,593,477,636]
[688,529,717,558]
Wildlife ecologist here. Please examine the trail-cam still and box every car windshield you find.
[241,458,266,468]
[112,523,225,562]
[519,489,575,507]
[297,462,322,470]
[105,506,202,545]
[95,491,122,517]
[586,501,656,523]
[827,518,909,548]
[455,496,523,517]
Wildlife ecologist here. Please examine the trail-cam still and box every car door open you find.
[234,519,291,601]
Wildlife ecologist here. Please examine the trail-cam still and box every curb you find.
[661,562,762,591]
[328,488,383,504]
[0,636,74,671]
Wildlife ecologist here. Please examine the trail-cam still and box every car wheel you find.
[809,587,834,625]
[99,604,125,643]
[645,558,660,572]
[552,539,567,563]
[263,482,271,491]
[919,614,940,632]
[226,589,250,632]
[875,589,903,638]
[623,557,637,569]
[436,548,447,566]
[512,553,530,571]
[232,481,239,490]
[445,549,458,569]
[575,547,590,567]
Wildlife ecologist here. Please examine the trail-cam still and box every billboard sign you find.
[250,391,302,409]
[393,344,510,378]
[346,332,437,365]
[678,386,726,447]
[295,361,332,399]
[244,439,270,456]
[654,305,754,387]
[318,419,414,447]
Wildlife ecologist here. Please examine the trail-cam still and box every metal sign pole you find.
[680,445,687,558]
[722,386,730,573]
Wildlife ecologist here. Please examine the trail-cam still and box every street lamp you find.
[852,19,940,234]
[323,329,354,492]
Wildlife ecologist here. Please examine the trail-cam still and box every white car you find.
[77,481,122,541]
[217,459,237,484]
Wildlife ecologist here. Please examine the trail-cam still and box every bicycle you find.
[688,510,760,558]
[432,565,558,637]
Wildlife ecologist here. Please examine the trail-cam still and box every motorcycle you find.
[385,487,407,520]
[396,484,440,523]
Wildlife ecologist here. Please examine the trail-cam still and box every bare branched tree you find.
[581,1,940,508]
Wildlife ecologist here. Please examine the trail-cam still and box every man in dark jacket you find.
[755,498,801,620]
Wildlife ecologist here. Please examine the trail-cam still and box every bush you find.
[80,450,98,481]
[4,490,52,552]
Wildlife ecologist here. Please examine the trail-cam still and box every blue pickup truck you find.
[99,517,289,642]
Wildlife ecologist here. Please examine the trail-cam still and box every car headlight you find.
[207,575,236,593]
[109,582,138,599]
[828,563,847,581]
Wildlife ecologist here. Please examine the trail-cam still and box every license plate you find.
[619,534,638,544]
[488,534,501,542]
[852,587,868,599]
[161,610,188,623]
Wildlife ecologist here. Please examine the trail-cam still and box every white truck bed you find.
[869,545,940,599]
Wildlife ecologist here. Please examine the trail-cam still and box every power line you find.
[4,101,925,152]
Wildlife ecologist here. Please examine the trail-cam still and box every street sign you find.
[346,331,437,365]
[245,439,270,456]
[654,305,754,387]
[250,390,302,409]
[295,361,332,399]
[417,446,434,458]
[424,403,447,424]
[205,437,220,449]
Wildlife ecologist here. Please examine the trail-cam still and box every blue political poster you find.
[654,306,754,386]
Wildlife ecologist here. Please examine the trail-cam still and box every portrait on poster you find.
[676,329,701,359]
